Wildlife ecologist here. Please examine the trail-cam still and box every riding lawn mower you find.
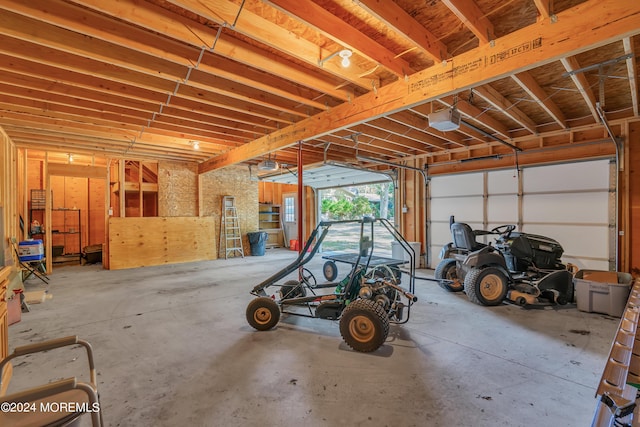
[435,217,574,307]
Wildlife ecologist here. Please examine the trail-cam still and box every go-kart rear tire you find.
[339,299,389,353]
[246,297,280,331]
[464,267,508,306]
[434,258,464,292]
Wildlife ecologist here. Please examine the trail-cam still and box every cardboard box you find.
[18,240,44,261]
[574,269,633,317]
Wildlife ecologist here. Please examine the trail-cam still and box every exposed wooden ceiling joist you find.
[0,0,637,169]
[199,0,640,173]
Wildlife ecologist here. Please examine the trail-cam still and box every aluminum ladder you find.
[220,196,244,259]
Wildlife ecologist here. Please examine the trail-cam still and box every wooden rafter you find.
[471,85,538,134]
[623,37,639,116]
[511,71,567,129]
[59,0,356,102]
[441,0,495,44]
[533,0,553,20]
[266,0,414,77]
[199,0,640,173]
[164,0,377,90]
[561,56,600,122]
[353,0,448,63]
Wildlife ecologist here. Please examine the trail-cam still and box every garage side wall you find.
[158,160,198,217]
[200,165,258,257]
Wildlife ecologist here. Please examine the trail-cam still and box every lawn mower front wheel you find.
[339,299,389,352]
[464,267,508,306]
[246,297,281,331]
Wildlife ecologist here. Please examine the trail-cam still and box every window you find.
[284,196,295,223]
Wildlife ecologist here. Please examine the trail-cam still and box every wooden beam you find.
[512,71,568,129]
[441,0,495,44]
[64,0,357,101]
[165,0,377,90]
[198,0,640,173]
[47,163,108,179]
[533,0,553,20]
[623,37,638,117]
[266,0,414,77]
[561,56,600,122]
[0,9,188,82]
[353,0,448,63]
[473,85,538,134]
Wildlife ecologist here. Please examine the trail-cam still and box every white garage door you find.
[428,159,613,271]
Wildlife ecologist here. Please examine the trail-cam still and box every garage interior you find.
[0,0,639,425]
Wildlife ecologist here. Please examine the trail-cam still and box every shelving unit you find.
[30,208,82,264]
[259,203,284,248]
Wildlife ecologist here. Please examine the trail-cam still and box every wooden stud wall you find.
[629,121,640,276]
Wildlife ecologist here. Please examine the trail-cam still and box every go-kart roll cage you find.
[250,217,417,324]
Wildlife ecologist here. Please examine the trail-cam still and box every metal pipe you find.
[596,102,622,270]
[460,120,523,152]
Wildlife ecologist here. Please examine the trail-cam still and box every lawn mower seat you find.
[451,222,485,251]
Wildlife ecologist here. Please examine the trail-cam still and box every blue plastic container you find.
[18,240,44,261]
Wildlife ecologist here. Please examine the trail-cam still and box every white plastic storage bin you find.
[574,270,633,317]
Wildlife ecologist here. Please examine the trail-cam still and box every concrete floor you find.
[7,249,618,427]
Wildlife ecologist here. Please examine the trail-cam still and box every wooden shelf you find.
[259,203,284,248]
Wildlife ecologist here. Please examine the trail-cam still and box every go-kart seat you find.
[451,222,485,251]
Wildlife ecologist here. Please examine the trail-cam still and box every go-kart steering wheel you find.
[301,268,317,288]
[490,224,516,237]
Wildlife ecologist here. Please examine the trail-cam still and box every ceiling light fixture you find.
[318,48,353,68]
[338,49,352,68]
[192,141,200,150]
[68,153,74,163]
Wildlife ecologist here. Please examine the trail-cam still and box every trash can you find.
[248,232,268,256]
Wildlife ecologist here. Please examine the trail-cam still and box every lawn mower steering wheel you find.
[490,224,516,237]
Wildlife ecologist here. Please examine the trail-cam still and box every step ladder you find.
[220,196,244,259]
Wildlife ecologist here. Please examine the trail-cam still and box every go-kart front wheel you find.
[464,267,508,306]
[434,258,463,292]
[246,297,280,331]
[339,299,389,353]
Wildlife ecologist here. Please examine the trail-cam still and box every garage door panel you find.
[488,170,518,193]
[523,160,610,192]
[428,159,612,269]
[521,224,609,261]
[430,196,484,222]
[523,193,608,223]
[430,173,484,197]
[487,195,518,223]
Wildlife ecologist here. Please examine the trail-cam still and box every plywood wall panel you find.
[108,216,216,270]
[89,178,106,245]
